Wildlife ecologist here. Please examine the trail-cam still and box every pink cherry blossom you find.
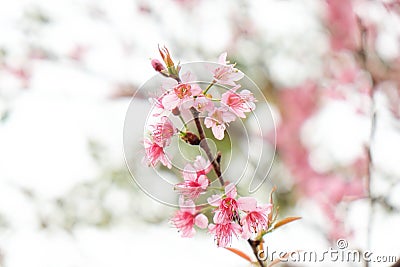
[150,116,175,147]
[212,52,244,86]
[208,221,242,247]
[175,156,212,199]
[143,138,171,169]
[221,85,256,118]
[187,95,214,113]
[171,198,208,238]
[208,183,239,223]
[204,107,236,140]
[149,94,167,117]
[184,155,213,177]
[175,172,209,199]
[162,71,202,110]
[240,200,272,239]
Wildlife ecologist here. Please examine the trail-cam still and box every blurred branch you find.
[371,196,400,213]
[357,17,377,267]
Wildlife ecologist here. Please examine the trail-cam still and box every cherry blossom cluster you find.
[143,47,277,248]
[172,182,272,247]
[144,46,256,170]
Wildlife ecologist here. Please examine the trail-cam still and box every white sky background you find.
[0,0,399,266]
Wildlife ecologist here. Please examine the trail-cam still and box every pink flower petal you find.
[225,183,237,198]
[194,214,208,229]
[179,197,196,214]
[182,228,196,238]
[162,94,179,110]
[207,194,222,206]
[218,52,227,65]
[222,111,236,122]
[212,124,225,140]
[190,84,202,96]
[182,171,197,182]
[258,203,273,213]
[197,175,209,190]
[237,197,257,212]
[204,117,214,128]
[193,156,212,174]
[241,227,252,240]
[181,71,196,83]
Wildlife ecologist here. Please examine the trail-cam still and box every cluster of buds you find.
[143,47,299,264]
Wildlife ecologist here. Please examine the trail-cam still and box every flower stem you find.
[178,115,188,130]
[203,81,215,95]
[207,186,225,191]
[189,107,224,186]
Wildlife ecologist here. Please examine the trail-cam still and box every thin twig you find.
[355,19,377,267]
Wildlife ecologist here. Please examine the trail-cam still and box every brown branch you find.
[248,239,265,267]
[190,107,224,186]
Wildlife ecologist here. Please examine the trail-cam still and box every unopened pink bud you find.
[172,107,181,116]
[151,59,165,72]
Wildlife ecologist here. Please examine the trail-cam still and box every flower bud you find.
[151,59,165,72]
[172,107,181,116]
[181,132,200,145]
[158,45,175,68]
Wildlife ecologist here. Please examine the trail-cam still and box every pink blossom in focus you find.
[175,172,209,199]
[150,116,175,147]
[162,83,199,110]
[184,155,213,177]
[204,107,236,140]
[221,85,256,118]
[162,71,202,110]
[149,94,166,117]
[240,200,272,239]
[171,198,208,238]
[175,156,212,199]
[144,138,171,169]
[208,183,239,223]
[208,222,242,247]
[212,52,244,86]
[188,95,214,113]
